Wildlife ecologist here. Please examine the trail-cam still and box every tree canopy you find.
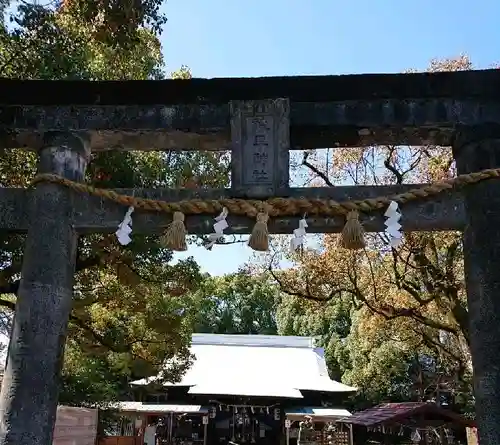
[0,4,479,415]
[189,269,280,335]
[265,55,477,414]
[0,0,230,406]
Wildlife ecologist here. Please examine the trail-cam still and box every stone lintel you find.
[1,69,499,106]
[1,98,499,151]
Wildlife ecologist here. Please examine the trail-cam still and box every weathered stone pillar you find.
[0,132,90,445]
[452,127,500,445]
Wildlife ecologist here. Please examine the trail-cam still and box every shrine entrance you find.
[0,70,499,445]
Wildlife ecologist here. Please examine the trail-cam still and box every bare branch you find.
[383,146,404,184]
[301,151,334,187]
[0,253,102,296]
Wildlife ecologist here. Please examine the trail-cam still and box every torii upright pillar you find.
[453,127,500,445]
[0,132,90,445]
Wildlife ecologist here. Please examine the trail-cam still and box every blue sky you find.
[162,0,499,276]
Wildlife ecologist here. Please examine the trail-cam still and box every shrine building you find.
[103,333,356,445]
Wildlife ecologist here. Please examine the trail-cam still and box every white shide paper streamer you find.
[116,206,134,245]
[204,207,229,250]
[384,200,402,248]
[290,216,308,252]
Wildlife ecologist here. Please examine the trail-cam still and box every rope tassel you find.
[161,211,187,251]
[248,212,269,252]
[339,210,365,250]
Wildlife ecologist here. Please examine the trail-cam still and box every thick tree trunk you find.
[453,127,500,445]
[0,132,90,445]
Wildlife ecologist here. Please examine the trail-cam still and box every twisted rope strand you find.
[31,168,500,218]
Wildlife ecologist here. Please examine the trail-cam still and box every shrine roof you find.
[342,402,474,428]
[285,407,352,420]
[112,402,208,414]
[0,69,499,106]
[131,334,356,398]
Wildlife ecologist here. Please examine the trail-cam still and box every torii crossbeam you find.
[0,69,499,444]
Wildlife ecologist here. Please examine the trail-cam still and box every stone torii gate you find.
[0,69,499,445]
